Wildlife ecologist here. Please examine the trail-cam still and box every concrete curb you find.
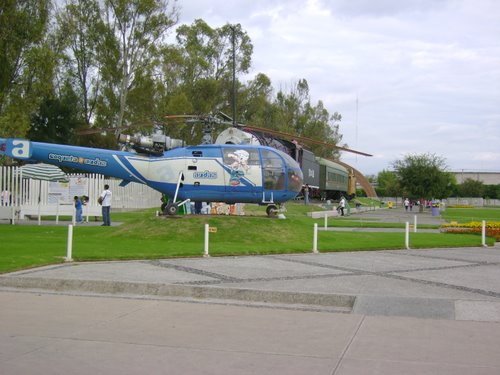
[0,276,356,310]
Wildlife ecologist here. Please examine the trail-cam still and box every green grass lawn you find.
[0,203,496,273]
[442,207,500,223]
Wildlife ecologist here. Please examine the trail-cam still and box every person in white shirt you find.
[339,196,346,216]
[100,184,112,226]
[404,197,410,211]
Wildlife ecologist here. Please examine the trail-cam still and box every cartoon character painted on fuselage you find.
[227,149,250,172]
[226,149,250,186]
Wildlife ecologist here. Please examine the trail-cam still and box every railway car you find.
[316,157,349,200]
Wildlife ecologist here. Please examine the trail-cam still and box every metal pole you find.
[324,212,328,230]
[66,224,73,262]
[313,223,318,253]
[405,222,410,249]
[414,215,417,233]
[173,172,183,203]
[204,224,210,257]
[231,25,237,126]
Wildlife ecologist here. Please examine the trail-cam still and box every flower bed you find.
[441,221,500,241]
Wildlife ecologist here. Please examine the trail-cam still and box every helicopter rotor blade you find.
[164,113,372,156]
[75,122,155,136]
[243,125,373,157]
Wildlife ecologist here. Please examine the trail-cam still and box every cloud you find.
[175,0,500,175]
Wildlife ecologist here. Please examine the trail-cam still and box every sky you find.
[175,0,500,176]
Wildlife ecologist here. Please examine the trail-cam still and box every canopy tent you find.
[16,163,68,208]
[18,163,68,182]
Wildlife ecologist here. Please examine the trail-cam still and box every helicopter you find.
[165,112,374,201]
[0,123,305,216]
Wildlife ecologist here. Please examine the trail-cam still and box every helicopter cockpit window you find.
[261,149,286,190]
[280,152,303,193]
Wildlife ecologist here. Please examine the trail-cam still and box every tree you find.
[484,184,500,200]
[458,178,484,198]
[159,20,253,144]
[260,79,344,158]
[392,153,455,210]
[28,81,85,144]
[0,0,51,137]
[57,0,103,127]
[376,170,401,197]
[174,20,252,85]
[95,0,179,130]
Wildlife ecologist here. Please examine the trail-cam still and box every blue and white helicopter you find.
[0,116,304,216]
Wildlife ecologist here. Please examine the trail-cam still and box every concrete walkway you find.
[2,245,500,374]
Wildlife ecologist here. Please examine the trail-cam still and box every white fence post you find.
[414,215,417,233]
[66,224,73,262]
[324,212,328,230]
[204,223,210,257]
[313,223,319,253]
[37,202,41,226]
[405,222,410,250]
[482,220,487,247]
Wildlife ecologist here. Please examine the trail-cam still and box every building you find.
[452,171,500,185]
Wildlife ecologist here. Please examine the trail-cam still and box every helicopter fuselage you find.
[0,138,303,205]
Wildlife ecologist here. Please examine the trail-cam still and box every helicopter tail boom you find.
[0,138,147,184]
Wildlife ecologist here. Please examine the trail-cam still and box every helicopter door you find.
[261,149,286,201]
[222,147,261,198]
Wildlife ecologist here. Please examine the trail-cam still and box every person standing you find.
[339,196,346,216]
[74,196,83,223]
[100,184,112,226]
[404,197,410,211]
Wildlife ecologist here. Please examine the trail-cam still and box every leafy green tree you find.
[28,81,85,144]
[484,184,500,200]
[257,79,344,158]
[95,0,179,131]
[376,170,401,197]
[239,73,273,123]
[392,153,455,210]
[458,178,484,198]
[174,20,252,85]
[160,20,253,143]
[57,0,103,126]
[0,0,51,137]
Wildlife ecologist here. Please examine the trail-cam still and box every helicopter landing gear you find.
[162,199,191,216]
[164,203,178,216]
[266,204,278,217]
[266,203,287,218]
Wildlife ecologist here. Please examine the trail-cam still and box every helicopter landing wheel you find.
[266,204,278,217]
[164,203,178,216]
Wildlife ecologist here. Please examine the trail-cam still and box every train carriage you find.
[316,157,349,200]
